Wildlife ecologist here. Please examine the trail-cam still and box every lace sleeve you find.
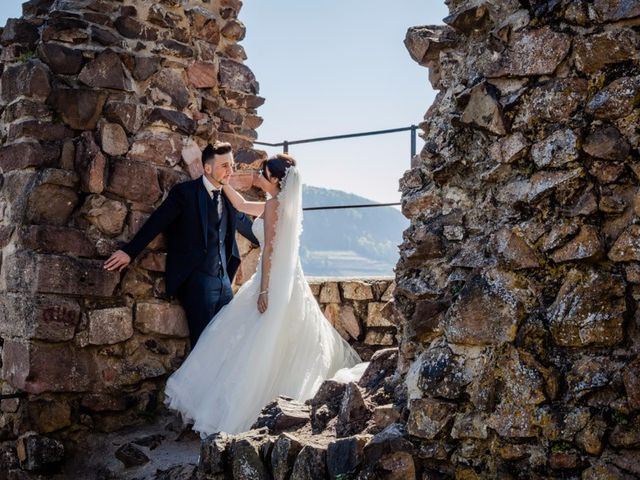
[260,198,279,293]
[258,167,303,315]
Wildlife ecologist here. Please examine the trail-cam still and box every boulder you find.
[548,269,625,347]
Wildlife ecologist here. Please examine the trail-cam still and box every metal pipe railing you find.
[255,125,418,159]
[303,202,400,211]
[255,125,417,211]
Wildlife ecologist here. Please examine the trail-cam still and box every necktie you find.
[212,190,222,217]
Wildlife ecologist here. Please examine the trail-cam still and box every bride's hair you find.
[261,153,297,187]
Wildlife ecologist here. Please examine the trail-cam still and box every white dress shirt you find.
[202,175,223,217]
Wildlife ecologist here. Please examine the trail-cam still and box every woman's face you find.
[255,164,278,192]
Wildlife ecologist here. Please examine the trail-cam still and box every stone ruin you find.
[1,0,640,478]
[0,0,265,468]
[192,1,640,479]
[0,0,399,476]
[396,0,640,478]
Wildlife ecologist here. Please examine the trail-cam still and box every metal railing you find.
[255,125,418,211]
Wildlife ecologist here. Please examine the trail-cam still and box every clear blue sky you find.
[0,1,448,204]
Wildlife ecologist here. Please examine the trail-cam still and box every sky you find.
[0,1,449,205]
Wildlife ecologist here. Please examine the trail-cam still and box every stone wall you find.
[398,0,640,478]
[121,2,640,479]
[309,277,397,360]
[0,0,265,443]
[195,4,640,475]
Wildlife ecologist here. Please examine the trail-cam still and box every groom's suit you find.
[121,176,259,346]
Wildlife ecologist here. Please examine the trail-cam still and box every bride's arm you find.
[258,198,278,313]
[222,183,265,217]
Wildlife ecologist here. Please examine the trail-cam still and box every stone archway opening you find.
[2,0,639,478]
[0,0,402,476]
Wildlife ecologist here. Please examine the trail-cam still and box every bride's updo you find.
[262,153,297,188]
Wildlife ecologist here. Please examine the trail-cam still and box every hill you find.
[299,185,408,277]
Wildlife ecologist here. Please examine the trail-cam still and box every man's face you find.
[205,152,235,185]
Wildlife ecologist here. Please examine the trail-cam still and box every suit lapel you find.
[222,192,236,230]
[222,192,236,252]
[197,178,209,246]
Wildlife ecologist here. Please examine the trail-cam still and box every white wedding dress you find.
[164,167,368,437]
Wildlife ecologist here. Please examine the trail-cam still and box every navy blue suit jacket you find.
[121,177,259,296]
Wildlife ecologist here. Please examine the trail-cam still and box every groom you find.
[104,142,259,347]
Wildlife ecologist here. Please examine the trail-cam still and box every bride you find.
[164,153,368,436]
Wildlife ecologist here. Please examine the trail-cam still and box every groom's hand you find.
[104,250,131,272]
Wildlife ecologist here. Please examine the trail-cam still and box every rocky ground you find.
[194,348,407,480]
[1,348,403,479]
[2,408,201,479]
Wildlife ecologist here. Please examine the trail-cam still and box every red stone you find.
[0,143,60,172]
[106,158,161,204]
[103,101,147,134]
[583,127,630,161]
[0,294,80,342]
[513,78,588,127]
[0,18,39,47]
[100,122,129,156]
[78,50,131,90]
[148,69,191,110]
[219,58,259,95]
[0,61,50,103]
[188,62,217,89]
[80,393,128,412]
[549,269,625,347]
[229,171,255,192]
[444,269,532,345]
[135,302,188,337]
[133,56,160,81]
[26,183,79,226]
[38,42,84,75]
[139,252,166,272]
[494,227,540,269]
[3,252,120,297]
[404,25,458,69]
[594,0,640,21]
[23,0,56,17]
[49,88,108,130]
[158,168,189,193]
[2,339,97,393]
[17,225,95,257]
[41,15,89,44]
[127,132,182,166]
[7,121,72,143]
[114,16,159,41]
[221,19,246,41]
[91,25,120,46]
[223,91,266,109]
[153,39,193,58]
[186,7,220,44]
[146,108,196,135]
[79,194,128,237]
[549,225,604,263]
[3,99,51,123]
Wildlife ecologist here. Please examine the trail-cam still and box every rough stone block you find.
[135,302,188,337]
[106,158,161,204]
[87,307,133,345]
[3,252,119,297]
[0,294,80,341]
